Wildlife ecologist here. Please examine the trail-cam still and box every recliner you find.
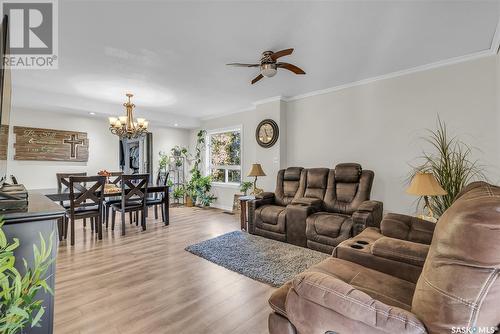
[268,181,500,334]
[248,167,303,242]
[305,163,382,253]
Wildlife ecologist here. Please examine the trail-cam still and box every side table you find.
[239,195,255,231]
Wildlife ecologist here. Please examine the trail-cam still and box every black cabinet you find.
[2,193,64,334]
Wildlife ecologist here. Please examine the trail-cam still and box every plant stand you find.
[168,155,185,205]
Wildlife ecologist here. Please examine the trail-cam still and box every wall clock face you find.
[256,119,279,148]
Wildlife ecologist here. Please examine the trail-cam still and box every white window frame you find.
[206,125,242,188]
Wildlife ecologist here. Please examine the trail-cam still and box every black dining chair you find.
[111,174,149,235]
[146,171,169,221]
[103,171,124,228]
[56,172,87,240]
[66,175,106,246]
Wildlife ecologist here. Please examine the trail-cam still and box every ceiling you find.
[11,0,500,128]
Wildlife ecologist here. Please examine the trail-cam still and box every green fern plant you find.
[0,218,54,334]
[410,118,485,217]
[240,181,253,195]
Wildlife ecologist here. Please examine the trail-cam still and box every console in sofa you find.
[334,213,435,283]
[268,181,500,334]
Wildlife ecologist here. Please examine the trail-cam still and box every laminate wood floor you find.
[54,206,275,334]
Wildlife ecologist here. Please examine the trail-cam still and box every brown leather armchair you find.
[248,167,303,242]
[304,163,383,253]
[268,181,500,334]
[334,213,435,283]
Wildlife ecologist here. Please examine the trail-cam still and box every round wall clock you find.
[256,119,279,148]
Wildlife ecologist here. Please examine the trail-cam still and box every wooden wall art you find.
[13,126,89,162]
[0,125,8,160]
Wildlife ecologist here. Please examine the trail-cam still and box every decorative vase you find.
[185,195,194,207]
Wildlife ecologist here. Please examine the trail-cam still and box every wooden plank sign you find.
[0,125,8,160]
[13,126,89,162]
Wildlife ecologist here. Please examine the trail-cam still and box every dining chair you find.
[66,175,106,246]
[111,174,149,236]
[56,172,87,240]
[146,171,169,221]
[103,171,124,228]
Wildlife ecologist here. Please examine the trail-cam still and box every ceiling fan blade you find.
[251,74,264,84]
[226,63,260,67]
[277,62,305,74]
[270,48,294,60]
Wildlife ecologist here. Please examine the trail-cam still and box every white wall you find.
[7,108,190,189]
[196,54,500,213]
[285,55,499,213]
[195,100,285,210]
[150,125,191,178]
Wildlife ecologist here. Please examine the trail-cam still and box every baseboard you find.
[210,202,234,212]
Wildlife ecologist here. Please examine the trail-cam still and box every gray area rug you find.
[185,231,329,287]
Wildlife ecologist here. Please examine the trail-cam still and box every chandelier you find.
[108,93,149,139]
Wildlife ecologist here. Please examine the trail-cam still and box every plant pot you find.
[185,195,194,207]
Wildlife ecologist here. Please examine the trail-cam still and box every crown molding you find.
[200,96,285,121]
[490,16,500,54]
[252,96,283,106]
[199,105,256,121]
[284,49,494,102]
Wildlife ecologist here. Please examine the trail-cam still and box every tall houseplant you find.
[411,118,485,217]
[186,130,217,207]
[0,219,54,334]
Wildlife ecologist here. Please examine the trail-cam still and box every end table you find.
[239,195,255,231]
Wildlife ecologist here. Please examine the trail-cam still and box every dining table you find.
[36,184,170,225]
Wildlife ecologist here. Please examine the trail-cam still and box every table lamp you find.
[247,164,266,195]
[406,172,447,219]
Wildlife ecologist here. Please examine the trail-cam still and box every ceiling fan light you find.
[261,63,277,78]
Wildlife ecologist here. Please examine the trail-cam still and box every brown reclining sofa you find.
[268,181,500,334]
[248,163,383,253]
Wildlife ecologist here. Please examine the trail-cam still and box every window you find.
[207,127,241,185]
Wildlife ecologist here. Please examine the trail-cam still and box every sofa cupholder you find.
[356,240,369,245]
[350,244,364,249]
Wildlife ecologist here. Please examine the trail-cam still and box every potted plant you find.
[185,181,195,207]
[158,151,169,175]
[240,181,253,196]
[410,117,485,217]
[172,187,185,204]
[170,146,188,168]
[194,175,217,207]
[0,219,54,334]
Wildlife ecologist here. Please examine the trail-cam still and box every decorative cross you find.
[63,134,84,158]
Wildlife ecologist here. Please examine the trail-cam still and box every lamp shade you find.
[247,164,266,177]
[406,172,447,196]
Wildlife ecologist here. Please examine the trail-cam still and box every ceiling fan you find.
[227,48,306,84]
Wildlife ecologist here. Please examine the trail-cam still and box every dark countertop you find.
[2,192,65,224]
